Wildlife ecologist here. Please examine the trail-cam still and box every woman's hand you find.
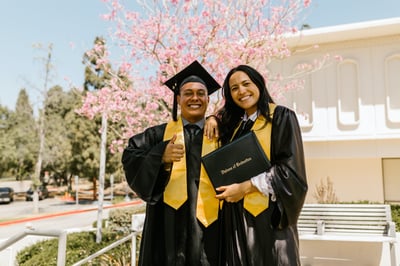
[215,180,256,202]
[204,115,219,140]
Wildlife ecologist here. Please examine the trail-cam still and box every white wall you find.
[272,19,400,203]
[305,158,383,203]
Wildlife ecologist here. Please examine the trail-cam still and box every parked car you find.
[26,185,49,201]
[0,187,14,203]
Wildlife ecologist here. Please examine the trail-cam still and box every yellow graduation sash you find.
[163,117,219,227]
[242,104,276,216]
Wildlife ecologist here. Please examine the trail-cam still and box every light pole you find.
[96,112,107,243]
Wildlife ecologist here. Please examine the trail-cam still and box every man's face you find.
[177,82,209,123]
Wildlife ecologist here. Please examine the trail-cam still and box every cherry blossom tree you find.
[78,0,335,153]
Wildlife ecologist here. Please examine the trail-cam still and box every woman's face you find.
[229,71,260,116]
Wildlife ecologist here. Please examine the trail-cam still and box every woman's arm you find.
[204,115,220,140]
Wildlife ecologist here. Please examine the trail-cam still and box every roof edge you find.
[287,17,400,47]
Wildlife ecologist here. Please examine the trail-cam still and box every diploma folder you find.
[202,131,271,189]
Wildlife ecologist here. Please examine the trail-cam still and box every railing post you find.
[57,231,67,266]
[131,213,145,266]
[131,233,137,266]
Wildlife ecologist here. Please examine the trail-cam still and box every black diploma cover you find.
[202,131,271,189]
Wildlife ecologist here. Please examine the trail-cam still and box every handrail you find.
[0,213,145,266]
[73,213,145,266]
[72,232,138,266]
[0,228,67,266]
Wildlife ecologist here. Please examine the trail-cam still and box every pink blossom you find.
[78,0,337,153]
[303,0,311,8]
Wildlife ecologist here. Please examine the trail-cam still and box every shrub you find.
[16,203,146,266]
[107,203,146,234]
[16,231,132,266]
[391,204,400,231]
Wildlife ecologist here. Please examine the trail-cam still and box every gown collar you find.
[242,110,259,123]
[181,117,205,129]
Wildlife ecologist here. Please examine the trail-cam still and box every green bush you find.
[391,204,400,231]
[16,231,132,266]
[16,203,146,266]
[107,204,146,234]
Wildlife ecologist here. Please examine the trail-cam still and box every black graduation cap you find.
[164,60,221,121]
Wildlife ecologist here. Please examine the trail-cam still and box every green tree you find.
[8,89,38,180]
[41,86,121,186]
[0,41,123,186]
[83,36,111,92]
[0,105,14,178]
[66,89,102,183]
[41,86,73,182]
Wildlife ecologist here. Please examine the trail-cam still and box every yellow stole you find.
[163,117,219,227]
[237,103,276,216]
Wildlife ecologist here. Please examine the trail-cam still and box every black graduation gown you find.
[220,105,308,266]
[122,123,220,266]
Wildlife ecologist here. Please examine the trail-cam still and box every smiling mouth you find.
[188,104,202,109]
[239,95,251,102]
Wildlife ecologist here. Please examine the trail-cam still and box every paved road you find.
[1,197,92,221]
[0,198,110,236]
[0,197,142,265]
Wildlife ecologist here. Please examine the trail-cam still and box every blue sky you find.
[1,0,400,110]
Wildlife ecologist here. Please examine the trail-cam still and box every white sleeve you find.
[250,168,276,201]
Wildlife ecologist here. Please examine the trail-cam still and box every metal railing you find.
[0,213,145,266]
[0,228,67,266]
[73,213,145,266]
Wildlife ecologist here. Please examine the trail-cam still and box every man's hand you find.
[162,134,184,163]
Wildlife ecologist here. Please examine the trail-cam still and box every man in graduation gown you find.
[122,61,221,266]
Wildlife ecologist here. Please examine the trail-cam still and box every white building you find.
[271,18,400,265]
[274,18,400,204]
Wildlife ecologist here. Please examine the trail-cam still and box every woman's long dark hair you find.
[218,65,275,144]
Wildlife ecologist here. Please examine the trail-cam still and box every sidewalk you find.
[0,199,142,227]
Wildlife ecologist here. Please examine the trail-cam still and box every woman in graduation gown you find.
[207,65,308,265]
